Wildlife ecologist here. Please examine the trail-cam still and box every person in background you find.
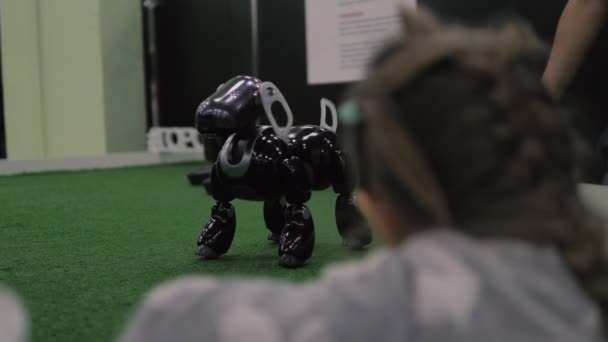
[119,9,607,342]
[0,288,28,342]
[543,0,608,182]
[543,0,607,99]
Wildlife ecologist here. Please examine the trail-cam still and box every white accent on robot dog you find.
[259,81,339,138]
[320,98,338,133]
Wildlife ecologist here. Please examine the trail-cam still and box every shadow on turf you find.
[190,244,370,273]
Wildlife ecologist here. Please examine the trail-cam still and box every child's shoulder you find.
[320,228,601,341]
[120,229,602,342]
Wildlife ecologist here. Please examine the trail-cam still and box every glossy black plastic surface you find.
[214,126,287,201]
[286,126,338,190]
[195,75,263,136]
[194,76,371,267]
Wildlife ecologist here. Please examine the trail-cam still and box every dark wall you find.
[147,0,253,127]
[148,0,349,128]
[420,0,567,43]
[148,0,581,130]
[258,0,347,126]
[256,0,569,126]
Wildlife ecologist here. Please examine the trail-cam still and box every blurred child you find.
[120,9,607,342]
[0,288,28,342]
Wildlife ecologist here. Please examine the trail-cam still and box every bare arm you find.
[543,0,608,99]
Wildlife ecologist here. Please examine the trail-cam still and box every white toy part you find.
[259,81,294,138]
[320,98,338,133]
[147,127,204,153]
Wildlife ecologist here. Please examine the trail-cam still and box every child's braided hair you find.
[343,8,608,334]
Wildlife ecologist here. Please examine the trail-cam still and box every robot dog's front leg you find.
[278,156,315,268]
[196,164,236,259]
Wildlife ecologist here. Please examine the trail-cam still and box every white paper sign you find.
[305,0,416,85]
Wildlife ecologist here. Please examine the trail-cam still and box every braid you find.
[349,8,608,334]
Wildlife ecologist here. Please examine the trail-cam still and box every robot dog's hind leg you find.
[264,199,286,243]
[332,150,372,248]
[278,156,315,268]
[336,193,371,248]
[196,165,236,259]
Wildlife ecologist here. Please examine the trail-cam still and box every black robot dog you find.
[194,75,371,267]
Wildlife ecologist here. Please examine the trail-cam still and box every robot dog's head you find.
[196,75,295,139]
[195,75,264,136]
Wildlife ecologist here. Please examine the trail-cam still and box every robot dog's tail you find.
[319,98,338,133]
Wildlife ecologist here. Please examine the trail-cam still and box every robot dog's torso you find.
[214,125,337,201]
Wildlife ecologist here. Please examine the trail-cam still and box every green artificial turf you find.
[0,163,370,342]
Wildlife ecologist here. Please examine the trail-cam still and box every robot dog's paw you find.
[196,201,236,258]
[341,226,372,250]
[278,204,315,267]
[279,254,305,268]
[196,244,220,259]
[342,238,368,250]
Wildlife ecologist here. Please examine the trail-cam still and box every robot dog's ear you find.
[259,82,294,138]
